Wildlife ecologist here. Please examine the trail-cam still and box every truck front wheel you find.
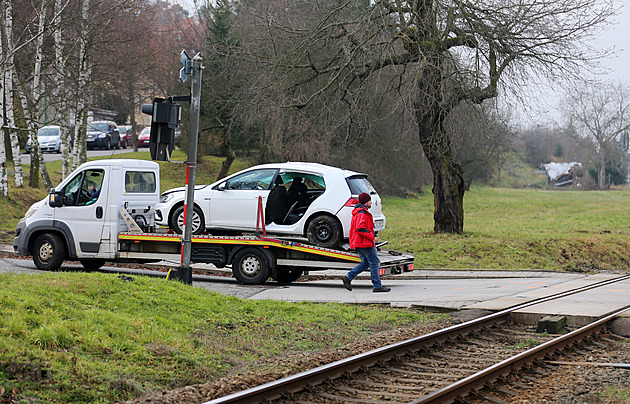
[232,248,269,285]
[32,233,66,271]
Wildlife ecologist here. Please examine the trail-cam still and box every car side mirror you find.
[217,182,226,191]
[48,188,64,207]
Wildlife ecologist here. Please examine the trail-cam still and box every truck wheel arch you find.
[228,245,276,268]
[25,222,76,259]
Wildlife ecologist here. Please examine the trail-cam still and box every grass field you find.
[383,186,630,271]
[0,272,442,403]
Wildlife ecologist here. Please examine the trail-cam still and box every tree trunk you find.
[418,122,466,233]
[24,0,53,190]
[598,150,606,189]
[55,0,72,179]
[415,64,466,234]
[0,41,7,197]
[4,0,23,188]
[72,0,91,169]
[216,127,235,181]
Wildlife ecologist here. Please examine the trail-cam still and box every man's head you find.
[358,192,371,206]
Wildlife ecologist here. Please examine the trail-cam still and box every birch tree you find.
[71,0,91,169]
[2,0,24,188]
[0,23,7,198]
[241,0,617,233]
[54,0,73,178]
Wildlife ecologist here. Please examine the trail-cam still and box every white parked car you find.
[155,162,386,248]
[26,125,64,153]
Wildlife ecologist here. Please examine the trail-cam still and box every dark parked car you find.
[86,121,121,150]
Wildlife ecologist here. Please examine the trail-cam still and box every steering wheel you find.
[78,188,92,204]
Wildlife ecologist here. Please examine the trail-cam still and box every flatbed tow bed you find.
[117,231,414,285]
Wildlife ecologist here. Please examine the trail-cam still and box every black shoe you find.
[373,287,391,293]
[342,276,352,291]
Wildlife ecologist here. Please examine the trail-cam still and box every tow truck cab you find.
[13,159,160,269]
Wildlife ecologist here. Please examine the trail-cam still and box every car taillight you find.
[344,197,359,207]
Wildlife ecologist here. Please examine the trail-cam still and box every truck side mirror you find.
[48,188,64,207]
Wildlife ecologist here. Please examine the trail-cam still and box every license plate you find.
[375,219,384,229]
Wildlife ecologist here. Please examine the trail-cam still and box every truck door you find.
[56,167,108,256]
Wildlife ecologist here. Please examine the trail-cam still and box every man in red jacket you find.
[342,192,391,293]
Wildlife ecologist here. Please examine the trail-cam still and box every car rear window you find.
[346,175,375,195]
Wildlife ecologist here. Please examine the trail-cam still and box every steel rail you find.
[203,274,630,404]
[411,305,630,403]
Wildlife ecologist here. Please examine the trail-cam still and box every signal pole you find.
[175,51,203,284]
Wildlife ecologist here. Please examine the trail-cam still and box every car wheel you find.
[273,267,303,284]
[232,248,269,285]
[306,214,342,249]
[80,259,106,271]
[32,233,66,271]
[105,138,111,150]
[170,205,205,235]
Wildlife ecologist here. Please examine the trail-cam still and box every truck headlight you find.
[25,203,39,219]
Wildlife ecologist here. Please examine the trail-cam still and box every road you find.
[19,147,142,165]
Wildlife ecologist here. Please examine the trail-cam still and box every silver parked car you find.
[155,162,386,249]
[26,125,64,154]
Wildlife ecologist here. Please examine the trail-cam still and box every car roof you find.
[248,162,365,178]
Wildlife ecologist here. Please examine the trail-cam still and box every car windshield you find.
[346,175,375,195]
[38,127,59,137]
[87,123,110,132]
[140,128,151,134]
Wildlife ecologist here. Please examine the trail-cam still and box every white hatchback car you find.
[154,162,386,248]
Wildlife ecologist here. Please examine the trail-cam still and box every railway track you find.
[204,274,630,404]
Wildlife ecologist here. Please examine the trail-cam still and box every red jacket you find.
[349,204,375,249]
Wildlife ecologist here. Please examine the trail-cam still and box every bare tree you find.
[563,81,630,189]
[239,0,617,233]
[2,0,24,188]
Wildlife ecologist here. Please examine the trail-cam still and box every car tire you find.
[232,248,269,285]
[170,205,205,235]
[80,259,106,271]
[32,233,66,271]
[106,138,111,150]
[273,267,303,284]
[306,214,342,249]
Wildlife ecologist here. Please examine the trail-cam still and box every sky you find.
[512,0,630,128]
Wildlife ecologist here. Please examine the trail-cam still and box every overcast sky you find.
[512,0,630,128]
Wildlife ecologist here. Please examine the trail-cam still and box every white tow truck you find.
[13,159,414,284]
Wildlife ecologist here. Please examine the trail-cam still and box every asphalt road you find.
[19,147,141,165]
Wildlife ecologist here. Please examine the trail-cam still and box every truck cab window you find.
[63,169,105,206]
[125,171,156,193]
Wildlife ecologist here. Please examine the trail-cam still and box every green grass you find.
[381,186,630,271]
[0,272,439,403]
